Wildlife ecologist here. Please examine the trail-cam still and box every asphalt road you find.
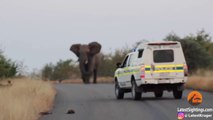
[40,84,213,120]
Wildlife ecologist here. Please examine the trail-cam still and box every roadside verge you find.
[0,78,56,120]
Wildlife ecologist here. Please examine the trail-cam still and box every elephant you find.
[70,42,102,84]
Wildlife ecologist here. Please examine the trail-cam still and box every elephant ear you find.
[88,42,101,56]
[70,44,81,57]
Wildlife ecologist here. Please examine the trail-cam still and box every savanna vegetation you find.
[41,59,80,81]
[0,51,55,120]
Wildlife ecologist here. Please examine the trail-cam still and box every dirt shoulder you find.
[185,76,213,92]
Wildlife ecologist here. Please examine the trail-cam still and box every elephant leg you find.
[84,78,89,84]
[82,76,86,84]
[93,69,97,84]
[86,78,90,84]
[83,75,90,84]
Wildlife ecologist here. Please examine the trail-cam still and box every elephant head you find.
[70,42,102,83]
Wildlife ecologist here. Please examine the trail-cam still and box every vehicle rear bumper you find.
[137,77,187,85]
[138,83,185,92]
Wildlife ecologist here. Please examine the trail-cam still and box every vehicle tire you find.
[131,80,141,100]
[173,88,183,99]
[115,81,124,99]
[154,91,163,98]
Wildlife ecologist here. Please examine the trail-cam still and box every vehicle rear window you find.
[153,50,174,63]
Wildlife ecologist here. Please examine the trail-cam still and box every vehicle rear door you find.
[152,49,177,79]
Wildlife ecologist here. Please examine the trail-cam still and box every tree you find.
[180,39,211,72]
[164,30,213,72]
[164,32,181,41]
[98,48,130,77]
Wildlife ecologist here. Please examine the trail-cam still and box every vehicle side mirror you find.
[116,62,121,68]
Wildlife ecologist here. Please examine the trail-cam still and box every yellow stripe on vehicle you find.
[116,64,184,77]
[154,64,183,68]
[153,70,184,73]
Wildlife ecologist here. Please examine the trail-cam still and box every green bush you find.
[0,51,18,79]
[41,59,79,80]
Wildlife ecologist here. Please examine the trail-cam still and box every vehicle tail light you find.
[140,65,145,79]
[184,64,188,76]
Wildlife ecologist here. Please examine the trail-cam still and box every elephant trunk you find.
[79,55,93,74]
[79,60,93,83]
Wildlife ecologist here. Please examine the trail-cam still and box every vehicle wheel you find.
[131,80,141,100]
[154,91,163,98]
[173,88,183,99]
[115,82,124,99]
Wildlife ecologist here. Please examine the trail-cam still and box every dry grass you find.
[0,78,56,120]
[185,71,213,92]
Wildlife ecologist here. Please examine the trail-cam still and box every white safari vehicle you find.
[114,41,188,100]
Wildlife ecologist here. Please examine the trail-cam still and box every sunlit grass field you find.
[0,78,56,120]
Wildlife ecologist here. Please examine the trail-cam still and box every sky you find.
[0,0,213,72]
